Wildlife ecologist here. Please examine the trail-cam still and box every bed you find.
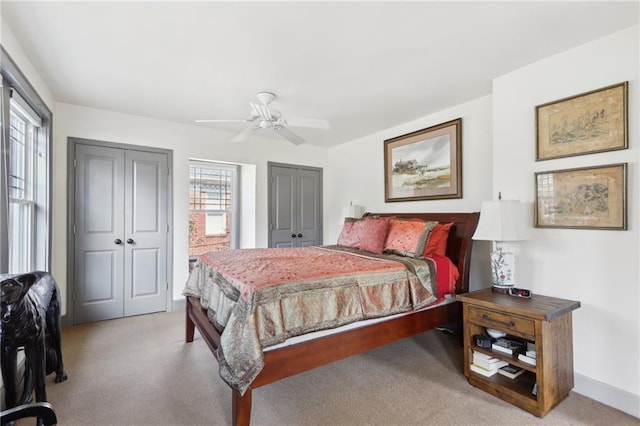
[184,212,479,425]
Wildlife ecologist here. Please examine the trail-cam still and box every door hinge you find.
[73,225,76,234]
[167,224,169,233]
[72,291,76,301]
[73,158,77,167]
[166,282,169,290]
[269,223,273,230]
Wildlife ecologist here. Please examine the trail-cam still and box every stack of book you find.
[518,352,536,366]
[498,365,525,379]
[492,337,525,355]
[518,341,537,365]
[470,351,508,377]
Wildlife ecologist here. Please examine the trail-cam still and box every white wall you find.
[492,25,639,416]
[52,103,329,310]
[327,95,494,291]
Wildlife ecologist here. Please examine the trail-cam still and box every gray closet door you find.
[74,144,168,323]
[269,164,322,248]
[74,144,125,322]
[123,150,168,316]
[296,167,321,247]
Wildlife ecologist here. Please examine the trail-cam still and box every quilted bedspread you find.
[183,245,438,395]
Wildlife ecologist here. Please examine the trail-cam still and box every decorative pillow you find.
[337,218,364,248]
[358,217,390,254]
[424,222,454,257]
[384,218,437,257]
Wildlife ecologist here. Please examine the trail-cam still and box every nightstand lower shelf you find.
[469,370,537,407]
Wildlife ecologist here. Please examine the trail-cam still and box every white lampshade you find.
[472,199,529,242]
[344,202,364,219]
[473,198,529,288]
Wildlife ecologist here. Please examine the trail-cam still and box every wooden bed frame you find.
[185,212,479,425]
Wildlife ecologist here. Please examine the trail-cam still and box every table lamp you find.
[472,193,529,292]
[344,201,364,219]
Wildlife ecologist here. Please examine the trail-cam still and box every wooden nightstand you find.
[457,289,580,417]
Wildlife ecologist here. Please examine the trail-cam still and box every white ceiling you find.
[2,1,638,147]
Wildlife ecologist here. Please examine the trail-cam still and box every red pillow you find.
[358,217,390,254]
[337,218,364,248]
[384,218,436,257]
[424,222,453,257]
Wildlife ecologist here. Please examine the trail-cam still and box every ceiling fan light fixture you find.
[256,91,276,106]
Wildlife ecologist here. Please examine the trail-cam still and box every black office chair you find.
[0,402,57,425]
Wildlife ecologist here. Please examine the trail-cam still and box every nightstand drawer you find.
[468,305,535,337]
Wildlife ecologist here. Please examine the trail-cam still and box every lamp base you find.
[491,248,516,287]
[491,286,511,294]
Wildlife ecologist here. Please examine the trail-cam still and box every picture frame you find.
[536,82,628,161]
[384,118,462,202]
[534,163,627,230]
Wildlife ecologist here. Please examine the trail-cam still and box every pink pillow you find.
[337,218,364,248]
[424,222,453,257]
[384,219,436,257]
[358,217,390,254]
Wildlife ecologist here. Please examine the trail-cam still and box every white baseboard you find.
[574,373,640,418]
[172,298,186,312]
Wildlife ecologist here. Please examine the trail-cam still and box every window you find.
[205,212,226,236]
[188,161,239,257]
[8,107,37,272]
[1,49,52,274]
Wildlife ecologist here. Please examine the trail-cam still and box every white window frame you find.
[8,106,37,272]
[1,48,52,274]
[188,160,240,253]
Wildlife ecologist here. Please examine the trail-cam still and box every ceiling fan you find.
[195,92,330,145]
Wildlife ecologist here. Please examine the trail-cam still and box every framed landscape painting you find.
[536,82,628,161]
[534,163,627,230]
[384,118,462,202]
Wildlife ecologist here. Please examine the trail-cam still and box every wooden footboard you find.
[187,295,462,425]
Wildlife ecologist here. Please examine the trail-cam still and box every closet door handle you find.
[297,233,303,238]
[126,238,134,244]
[291,234,297,238]
[114,239,122,245]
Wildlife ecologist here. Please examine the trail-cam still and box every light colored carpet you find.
[40,311,636,425]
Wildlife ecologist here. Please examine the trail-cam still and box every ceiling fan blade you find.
[195,119,253,123]
[231,125,260,143]
[285,118,331,129]
[273,126,305,145]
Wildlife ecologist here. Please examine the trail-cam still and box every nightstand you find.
[457,289,580,417]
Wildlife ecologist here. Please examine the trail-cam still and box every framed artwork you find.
[534,163,627,230]
[384,118,462,202]
[536,81,628,161]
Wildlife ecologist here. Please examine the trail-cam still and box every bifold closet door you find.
[74,144,168,323]
[123,149,168,317]
[269,164,321,248]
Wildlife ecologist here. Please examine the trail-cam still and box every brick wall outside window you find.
[188,211,231,256]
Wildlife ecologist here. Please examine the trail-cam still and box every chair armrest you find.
[0,402,57,425]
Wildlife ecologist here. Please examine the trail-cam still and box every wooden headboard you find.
[364,212,480,294]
